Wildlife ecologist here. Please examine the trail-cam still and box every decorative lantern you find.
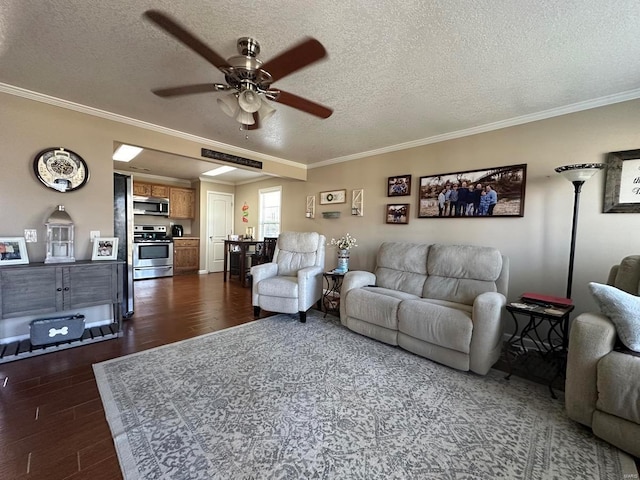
[45,205,75,263]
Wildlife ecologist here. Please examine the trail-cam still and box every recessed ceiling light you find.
[203,165,237,177]
[113,144,143,162]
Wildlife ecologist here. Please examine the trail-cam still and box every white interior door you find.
[206,192,233,272]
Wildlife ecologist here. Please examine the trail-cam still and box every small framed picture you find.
[320,189,347,205]
[388,175,412,196]
[386,204,410,224]
[92,237,119,260]
[0,237,29,265]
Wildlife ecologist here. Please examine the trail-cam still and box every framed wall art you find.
[417,164,527,218]
[92,237,119,260]
[603,149,640,213]
[386,204,410,224]
[0,237,29,265]
[387,175,411,196]
[320,189,346,205]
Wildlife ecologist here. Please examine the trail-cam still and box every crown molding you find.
[310,87,640,169]
[0,82,305,170]
[4,81,640,172]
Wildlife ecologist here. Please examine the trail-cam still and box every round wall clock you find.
[33,147,89,192]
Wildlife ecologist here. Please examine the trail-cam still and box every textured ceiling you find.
[2,0,640,180]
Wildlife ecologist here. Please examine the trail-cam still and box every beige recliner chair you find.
[251,231,326,323]
[565,255,640,458]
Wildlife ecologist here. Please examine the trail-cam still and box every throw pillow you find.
[589,282,640,353]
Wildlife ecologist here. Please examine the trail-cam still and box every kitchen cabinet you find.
[133,182,170,198]
[170,187,196,219]
[0,261,123,363]
[173,238,199,275]
[133,182,151,196]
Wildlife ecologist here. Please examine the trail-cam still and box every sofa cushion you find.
[611,255,640,296]
[423,244,502,305]
[278,231,320,252]
[589,282,640,352]
[360,286,419,302]
[344,288,403,330]
[374,242,429,296]
[277,251,318,276]
[256,276,298,298]
[276,232,320,276]
[397,299,473,353]
[596,351,640,424]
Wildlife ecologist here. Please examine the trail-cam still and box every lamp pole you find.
[565,180,584,299]
[554,163,605,300]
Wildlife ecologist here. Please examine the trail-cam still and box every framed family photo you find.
[418,164,527,218]
[0,237,29,265]
[386,204,410,224]
[92,237,119,260]
[603,149,640,213]
[387,175,411,196]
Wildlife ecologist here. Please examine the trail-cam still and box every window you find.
[258,186,281,239]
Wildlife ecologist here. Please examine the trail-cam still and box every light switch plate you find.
[90,230,100,241]
[24,229,37,243]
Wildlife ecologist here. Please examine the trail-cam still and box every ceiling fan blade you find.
[261,38,327,83]
[143,10,231,70]
[271,90,333,119]
[248,113,261,130]
[152,84,220,97]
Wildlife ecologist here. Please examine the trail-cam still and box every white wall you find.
[3,90,640,321]
[236,100,640,317]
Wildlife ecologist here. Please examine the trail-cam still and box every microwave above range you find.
[133,195,169,216]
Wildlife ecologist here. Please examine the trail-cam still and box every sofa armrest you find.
[297,266,324,311]
[251,262,278,306]
[565,312,617,427]
[468,291,506,374]
[339,270,376,324]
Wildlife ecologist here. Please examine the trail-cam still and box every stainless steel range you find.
[133,225,173,280]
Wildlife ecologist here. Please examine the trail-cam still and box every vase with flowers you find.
[330,233,357,273]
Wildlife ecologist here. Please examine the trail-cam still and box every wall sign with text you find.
[604,149,640,213]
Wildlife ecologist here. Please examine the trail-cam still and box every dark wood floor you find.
[0,273,257,479]
[1,273,637,479]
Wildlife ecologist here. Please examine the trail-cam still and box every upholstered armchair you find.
[251,231,326,323]
[565,255,640,458]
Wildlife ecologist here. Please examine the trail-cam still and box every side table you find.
[322,271,345,317]
[504,302,575,399]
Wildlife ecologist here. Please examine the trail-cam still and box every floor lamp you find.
[554,163,605,299]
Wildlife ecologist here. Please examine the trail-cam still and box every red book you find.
[521,292,573,308]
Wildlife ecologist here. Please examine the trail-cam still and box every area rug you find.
[94,310,636,479]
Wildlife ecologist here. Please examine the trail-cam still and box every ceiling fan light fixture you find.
[258,100,276,122]
[236,109,255,126]
[217,93,239,117]
[238,89,262,113]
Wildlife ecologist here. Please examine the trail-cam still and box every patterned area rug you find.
[94,311,636,479]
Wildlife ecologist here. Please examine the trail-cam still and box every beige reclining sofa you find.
[340,242,509,375]
[565,255,640,458]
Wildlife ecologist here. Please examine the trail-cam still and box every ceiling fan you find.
[143,10,333,130]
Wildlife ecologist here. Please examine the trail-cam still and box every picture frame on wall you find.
[387,175,412,196]
[603,148,640,213]
[92,237,119,260]
[0,237,29,265]
[319,189,347,205]
[417,164,527,218]
[386,204,410,224]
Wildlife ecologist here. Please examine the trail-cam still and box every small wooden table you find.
[223,240,262,287]
[322,271,345,317]
[504,301,575,398]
